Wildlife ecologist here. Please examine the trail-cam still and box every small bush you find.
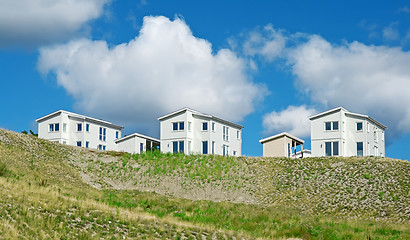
[0,161,7,176]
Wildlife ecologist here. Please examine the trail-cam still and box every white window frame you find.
[85,123,90,132]
[324,141,339,156]
[77,123,82,132]
[356,142,364,156]
[211,122,215,131]
[223,126,229,141]
[202,122,208,131]
[356,122,363,132]
[324,121,339,131]
[63,123,67,132]
[172,121,184,131]
[99,127,106,141]
[49,123,60,132]
[237,130,240,139]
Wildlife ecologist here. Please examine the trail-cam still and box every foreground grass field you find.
[0,129,409,239]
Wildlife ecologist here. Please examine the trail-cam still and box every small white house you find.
[158,108,243,156]
[309,107,387,157]
[115,133,160,154]
[36,110,123,151]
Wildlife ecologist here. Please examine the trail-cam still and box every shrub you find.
[0,160,7,176]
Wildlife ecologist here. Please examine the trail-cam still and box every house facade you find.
[310,107,387,157]
[158,108,243,156]
[36,110,123,151]
[259,132,306,158]
[115,133,160,154]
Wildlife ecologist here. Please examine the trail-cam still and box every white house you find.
[36,110,123,151]
[158,108,243,156]
[309,107,387,157]
[115,133,160,154]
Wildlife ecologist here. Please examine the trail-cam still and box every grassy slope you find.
[0,129,409,239]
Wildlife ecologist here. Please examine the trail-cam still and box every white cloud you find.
[382,23,400,41]
[0,0,110,47]
[262,105,317,138]
[287,35,410,140]
[38,16,267,134]
[243,24,286,61]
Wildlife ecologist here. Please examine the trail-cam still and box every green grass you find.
[0,129,409,239]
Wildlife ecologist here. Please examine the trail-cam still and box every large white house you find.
[158,108,243,156]
[36,110,123,151]
[309,107,387,157]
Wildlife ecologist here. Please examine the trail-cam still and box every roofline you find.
[259,132,304,144]
[115,132,160,143]
[36,110,124,130]
[158,107,243,129]
[308,106,387,130]
[309,106,347,120]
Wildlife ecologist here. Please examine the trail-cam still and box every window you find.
[98,145,106,151]
[202,141,208,154]
[99,127,106,141]
[367,122,370,133]
[223,126,229,141]
[173,141,178,153]
[172,122,184,131]
[188,141,191,154]
[76,123,82,132]
[188,122,192,131]
[325,122,331,131]
[357,142,363,156]
[324,121,339,131]
[86,123,90,132]
[140,143,144,152]
[76,141,82,147]
[233,151,237,156]
[237,130,240,139]
[325,141,339,156]
[172,141,184,153]
[374,129,378,142]
[374,146,379,156]
[212,141,215,154]
[85,142,89,148]
[63,141,67,144]
[212,122,215,131]
[63,123,67,132]
[223,145,229,156]
[116,131,119,139]
[356,122,363,131]
[367,142,370,155]
[49,123,59,132]
[202,122,208,131]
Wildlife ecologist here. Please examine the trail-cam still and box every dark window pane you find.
[173,123,178,131]
[179,122,184,130]
[202,141,208,154]
[357,142,363,156]
[77,141,81,147]
[179,141,184,152]
[325,142,332,156]
[333,142,339,156]
[173,142,178,153]
[357,122,363,131]
[325,122,331,131]
[333,121,339,130]
[77,124,82,131]
[55,124,59,131]
[202,122,208,131]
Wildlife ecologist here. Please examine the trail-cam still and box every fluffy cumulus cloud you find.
[287,35,410,140]
[262,105,317,138]
[38,16,266,133]
[0,0,109,46]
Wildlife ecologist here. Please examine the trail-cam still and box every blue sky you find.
[1,0,410,160]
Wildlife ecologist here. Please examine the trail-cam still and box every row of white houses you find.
[36,106,386,158]
[36,108,242,156]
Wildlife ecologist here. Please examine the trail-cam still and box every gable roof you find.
[36,110,124,130]
[158,107,244,129]
[309,106,387,130]
[115,132,159,143]
[259,132,304,144]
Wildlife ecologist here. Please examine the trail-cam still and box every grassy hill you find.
[0,129,408,239]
